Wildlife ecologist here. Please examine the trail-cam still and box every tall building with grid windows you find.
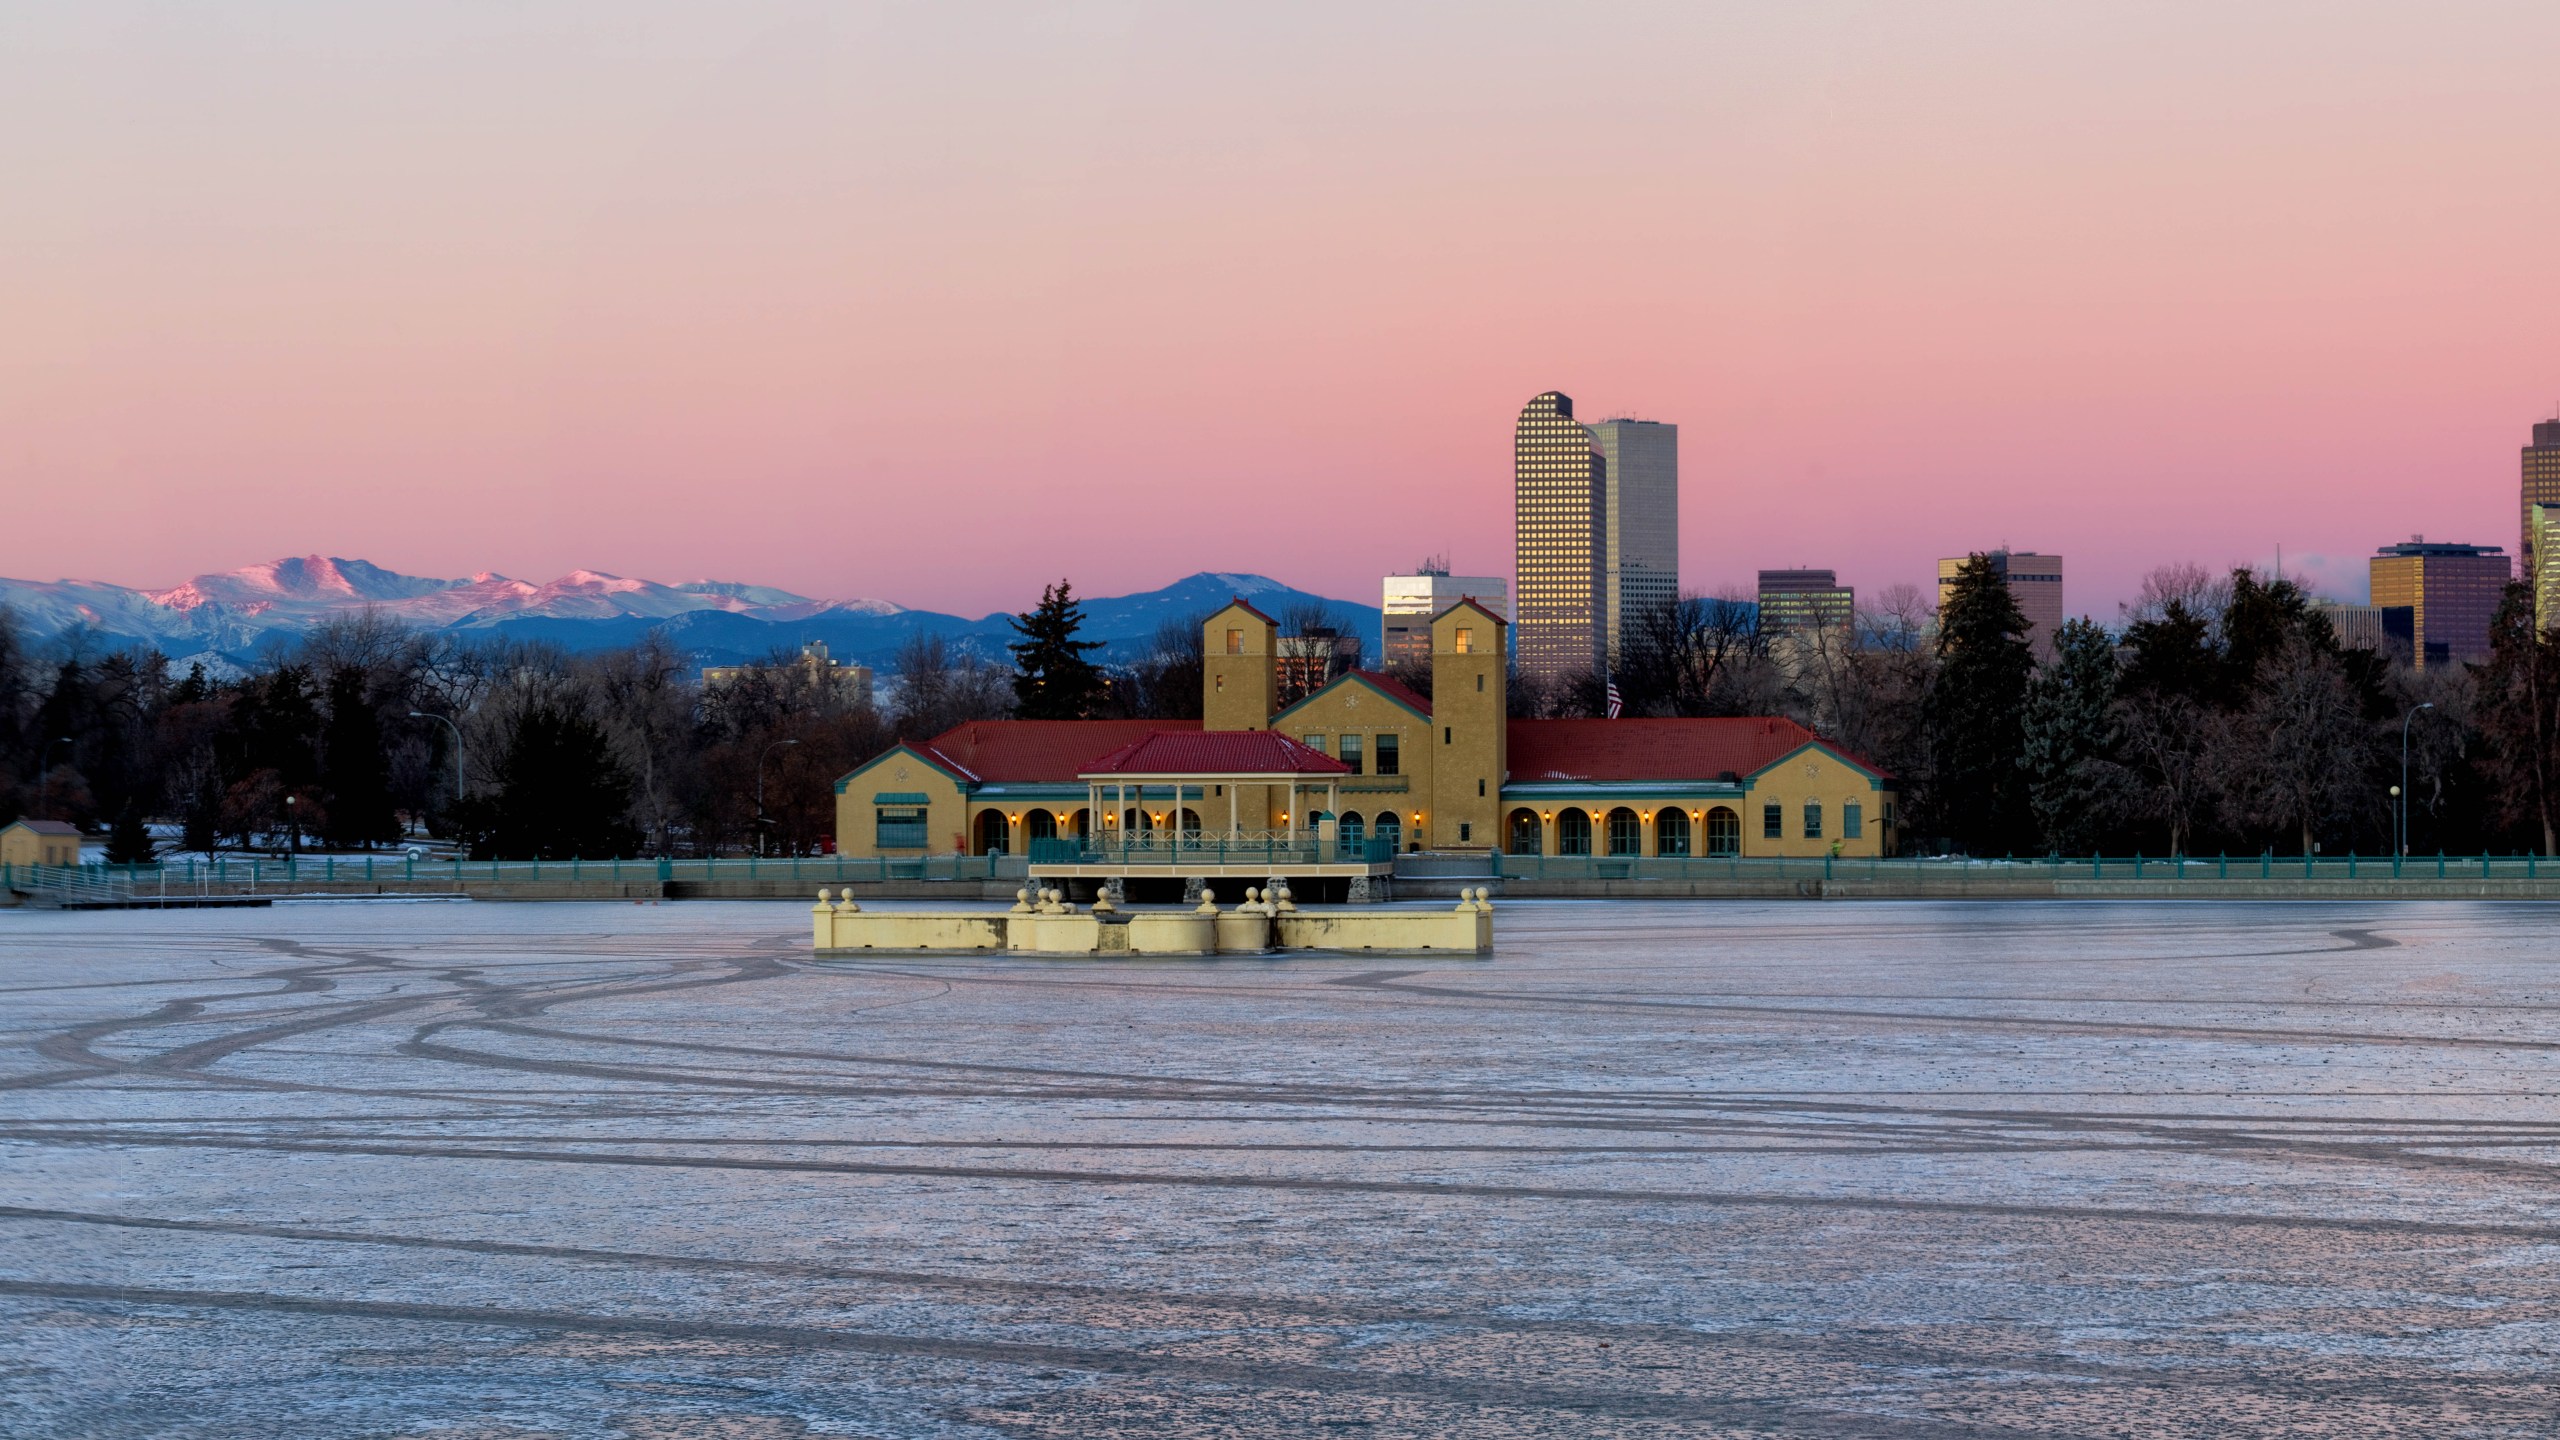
[1513,392,1608,682]
[2524,418,2560,578]
[2371,538,2509,669]
[1937,551,2064,661]
[1587,417,1679,662]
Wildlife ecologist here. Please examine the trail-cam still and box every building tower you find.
[1382,565,1509,668]
[1513,391,1607,683]
[1428,599,1509,851]
[1586,417,1679,662]
[1201,600,1277,732]
[2524,417,2560,578]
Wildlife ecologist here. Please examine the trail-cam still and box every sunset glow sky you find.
[7,2,2559,618]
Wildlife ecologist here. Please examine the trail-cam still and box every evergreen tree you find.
[475,699,642,860]
[319,666,400,849]
[1007,580,1109,720]
[2021,617,2120,854]
[1923,555,2036,853]
[2476,582,2560,855]
[104,802,155,865]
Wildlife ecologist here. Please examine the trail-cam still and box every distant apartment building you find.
[2523,418,2560,577]
[702,641,874,703]
[1757,569,1854,634]
[1937,551,2064,660]
[1383,570,1508,668]
[1587,417,1679,662]
[2315,601,2416,663]
[1512,392,1679,681]
[2370,538,2508,668]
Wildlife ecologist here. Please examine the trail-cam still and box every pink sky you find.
[5,2,2558,618]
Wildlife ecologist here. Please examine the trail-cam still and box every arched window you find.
[1338,812,1365,849]
[1177,808,1203,835]
[1024,809,1057,842]
[974,809,1009,856]
[1656,809,1691,857]
[1507,808,1542,855]
[1606,807,1641,856]
[1120,808,1151,834]
[1706,806,1740,857]
[1557,809,1592,856]
[1373,812,1402,853]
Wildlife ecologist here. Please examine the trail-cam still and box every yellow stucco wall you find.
[832,750,969,860]
[1277,676,1430,847]
[1741,746,1895,857]
[1427,603,1507,850]
[0,825,81,867]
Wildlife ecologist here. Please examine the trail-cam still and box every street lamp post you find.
[756,739,801,857]
[407,712,467,805]
[285,793,299,861]
[2399,702,2436,856]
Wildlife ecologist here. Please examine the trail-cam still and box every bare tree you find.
[2224,645,2372,854]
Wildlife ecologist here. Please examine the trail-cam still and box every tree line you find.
[20,562,2544,860]
[1537,556,2556,858]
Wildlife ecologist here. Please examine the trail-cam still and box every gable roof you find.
[1433,596,1509,628]
[5,819,80,836]
[1080,729,1351,778]
[1505,718,1890,784]
[1273,668,1432,725]
[1208,597,1276,627]
[907,719,1203,784]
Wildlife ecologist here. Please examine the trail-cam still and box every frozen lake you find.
[4,899,2559,1436]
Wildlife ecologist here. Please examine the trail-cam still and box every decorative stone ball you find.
[1016,888,1030,903]
[816,888,832,903]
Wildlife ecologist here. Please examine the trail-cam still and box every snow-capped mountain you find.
[0,556,1376,672]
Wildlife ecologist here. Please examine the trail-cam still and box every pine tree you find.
[1924,555,2036,853]
[2020,618,2120,855]
[1007,580,1109,720]
[2476,582,2560,855]
[319,666,400,849]
[104,802,155,865]
[476,700,642,860]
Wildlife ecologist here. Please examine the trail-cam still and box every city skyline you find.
[4,4,2556,619]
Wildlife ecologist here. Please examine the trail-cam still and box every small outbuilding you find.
[0,819,83,868]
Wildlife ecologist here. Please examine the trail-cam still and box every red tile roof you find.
[1080,728,1351,777]
[1216,596,1277,626]
[913,720,1199,783]
[1505,718,1888,783]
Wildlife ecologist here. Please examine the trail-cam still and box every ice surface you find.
[3,899,2558,1436]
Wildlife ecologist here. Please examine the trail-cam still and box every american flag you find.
[1605,678,1622,719]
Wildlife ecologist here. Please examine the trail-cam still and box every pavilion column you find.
[1228,783,1238,837]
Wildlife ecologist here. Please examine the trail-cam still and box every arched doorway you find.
[1605,807,1641,856]
[1656,809,1692,856]
[974,808,1009,855]
[1557,809,1592,856]
[1064,808,1090,839]
[1373,812,1402,853]
[1706,806,1740,857]
[1119,808,1152,835]
[1338,811,1365,850]
[1507,808,1541,855]
[1024,809,1057,843]
[1176,808,1203,837]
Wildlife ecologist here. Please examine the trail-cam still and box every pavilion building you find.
[833,597,1896,885]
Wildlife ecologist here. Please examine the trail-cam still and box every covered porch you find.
[1029,730,1391,882]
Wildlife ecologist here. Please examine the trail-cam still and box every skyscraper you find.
[1512,392,1606,681]
[1937,551,2064,660]
[1586,417,1679,661]
[2532,505,2560,634]
[2370,538,2508,668]
[2524,418,2560,577]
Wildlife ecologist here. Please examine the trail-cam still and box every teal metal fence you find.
[1,852,1027,896]
[1486,852,2559,883]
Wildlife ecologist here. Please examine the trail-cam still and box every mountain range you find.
[0,556,1381,675]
